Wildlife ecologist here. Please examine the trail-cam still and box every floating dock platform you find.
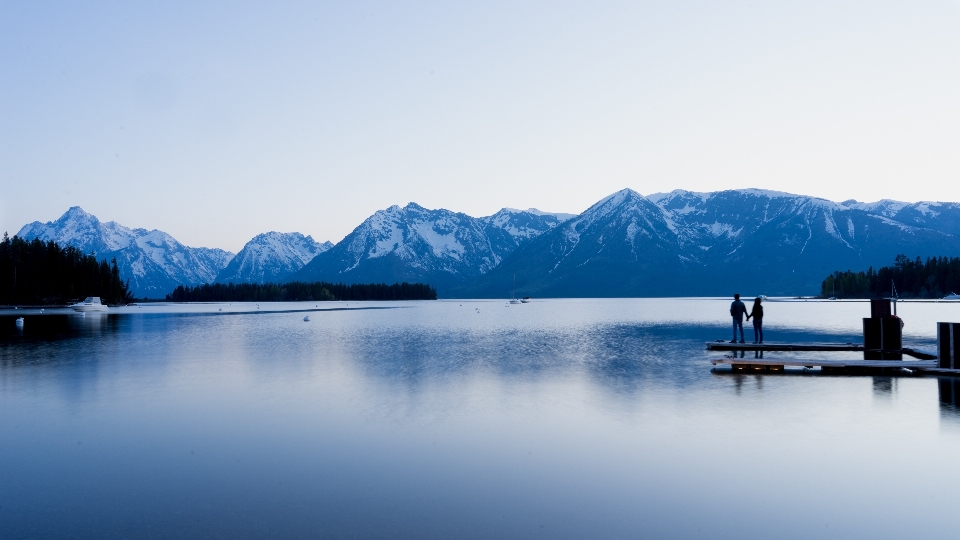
[705,341,937,360]
[710,357,937,373]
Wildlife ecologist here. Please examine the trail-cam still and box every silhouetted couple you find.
[730,294,763,344]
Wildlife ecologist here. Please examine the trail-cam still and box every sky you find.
[2,1,959,252]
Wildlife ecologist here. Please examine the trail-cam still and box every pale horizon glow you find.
[3,1,959,252]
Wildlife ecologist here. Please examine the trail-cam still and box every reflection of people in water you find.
[746,297,763,344]
[730,294,747,343]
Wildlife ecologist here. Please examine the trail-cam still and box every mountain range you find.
[289,204,573,292]
[15,189,960,298]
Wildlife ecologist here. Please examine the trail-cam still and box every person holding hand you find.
[730,294,747,343]
[746,297,764,344]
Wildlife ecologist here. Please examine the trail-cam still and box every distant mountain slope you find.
[650,189,960,294]
[215,232,332,284]
[453,189,692,297]
[17,207,234,298]
[288,203,569,293]
[843,199,960,237]
[456,189,960,297]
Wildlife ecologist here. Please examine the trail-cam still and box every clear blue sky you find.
[2,1,959,251]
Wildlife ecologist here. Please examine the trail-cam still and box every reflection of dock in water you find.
[938,378,960,423]
[711,355,936,373]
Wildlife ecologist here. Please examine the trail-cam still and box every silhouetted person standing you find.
[730,294,747,343]
[746,297,763,344]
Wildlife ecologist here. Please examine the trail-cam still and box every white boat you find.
[70,297,109,312]
[520,297,532,303]
[509,274,522,304]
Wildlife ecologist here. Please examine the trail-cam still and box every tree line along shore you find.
[821,254,960,299]
[1,235,436,305]
[166,282,437,302]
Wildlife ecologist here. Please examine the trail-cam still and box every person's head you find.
[734,294,740,300]
[754,297,762,306]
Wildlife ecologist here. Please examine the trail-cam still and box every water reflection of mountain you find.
[343,324,893,390]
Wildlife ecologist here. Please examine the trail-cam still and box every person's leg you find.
[732,319,737,342]
[736,320,745,342]
[758,319,763,343]
[753,320,759,343]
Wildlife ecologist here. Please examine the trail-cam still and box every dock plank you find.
[706,341,862,352]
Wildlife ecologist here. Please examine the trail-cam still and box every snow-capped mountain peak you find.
[18,206,106,254]
[17,207,234,298]
[483,207,571,241]
[215,232,332,284]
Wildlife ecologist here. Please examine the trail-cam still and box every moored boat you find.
[70,297,109,312]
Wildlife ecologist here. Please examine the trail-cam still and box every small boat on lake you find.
[70,297,109,312]
[509,274,521,304]
[944,293,960,301]
[521,297,531,303]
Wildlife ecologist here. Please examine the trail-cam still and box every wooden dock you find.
[711,357,937,373]
[705,341,937,360]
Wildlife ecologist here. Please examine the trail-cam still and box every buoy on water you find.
[15,317,24,327]
[303,316,310,322]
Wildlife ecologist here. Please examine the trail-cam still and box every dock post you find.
[864,299,902,360]
[937,323,960,369]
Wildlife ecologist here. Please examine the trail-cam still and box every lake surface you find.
[2,298,960,539]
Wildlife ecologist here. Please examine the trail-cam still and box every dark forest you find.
[166,281,437,302]
[0,234,132,305]
[823,254,960,298]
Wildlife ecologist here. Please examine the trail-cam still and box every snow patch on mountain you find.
[848,199,909,217]
[413,220,466,260]
[501,207,577,221]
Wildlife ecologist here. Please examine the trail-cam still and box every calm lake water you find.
[2,298,960,539]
